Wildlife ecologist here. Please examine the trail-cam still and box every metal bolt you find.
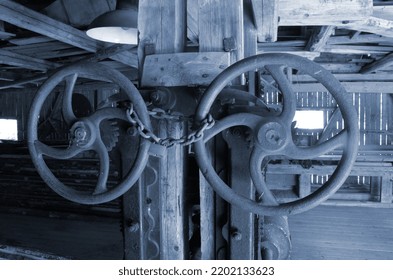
[128,221,140,233]
[127,126,138,136]
[231,230,242,241]
[74,127,87,141]
[265,129,282,145]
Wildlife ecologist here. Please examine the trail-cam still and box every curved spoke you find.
[35,140,82,159]
[285,130,347,159]
[204,112,263,142]
[93,137,110,195]
[62,73,78,124]
[249,147,278,206]
[264,65,296,124]
[89,107,130,126]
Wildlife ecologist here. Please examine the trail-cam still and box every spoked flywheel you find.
[28,62,151,204]
[195,53,359,216]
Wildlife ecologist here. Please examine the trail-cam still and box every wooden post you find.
[198,0,244,64]
[251,0,279,42]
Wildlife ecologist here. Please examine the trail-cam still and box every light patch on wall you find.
[293,110,324,129]
[0,119,18,140]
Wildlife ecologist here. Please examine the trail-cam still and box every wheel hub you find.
[70,121,94,147]
[256,120,288,151]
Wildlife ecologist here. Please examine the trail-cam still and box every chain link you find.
[126,105,215,147]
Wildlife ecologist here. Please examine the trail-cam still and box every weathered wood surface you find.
[0,0,137,68]
[138,0,186,60]
[141,52,230,87]
[289,205,393,259]
[346,17,393,38]
[0,49,61,71]
[361,53,393,74]
[306,26,335,52]
[251,0,279,42]
[198,0,244,64]
[278,0,372,26]
[292,81,393,93]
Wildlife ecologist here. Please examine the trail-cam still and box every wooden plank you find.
[345,17,393,39]
[290,73,393,82]
[187,0,199,44]
[138,0,186,58]
[198,0,244,64]
[328,34,393,45]
[0,0,137,68]
[0,49,61,71]
[278,0,372,26]
[141,52,230,87]
[306,26,335,52]
[292,81,393,93]
[298,174,311,198]
[251,0,279,42]
[380,175,392,203]
[361,53,393,74]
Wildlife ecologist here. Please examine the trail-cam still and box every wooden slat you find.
[141,52,230,87]
[361,53,393,74]
[278,0,373,26]
[0,0,137,68]
[251,0,279,42]
[0,49,61,71]
[289,205,393,259]
[138,0,186,71]
[346,17,393,39]
[187,0,199,44]
[292,81,393,93]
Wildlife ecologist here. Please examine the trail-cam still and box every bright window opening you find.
[293,110,324,129]
[0,119,18,141]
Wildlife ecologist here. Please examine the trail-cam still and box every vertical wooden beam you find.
[136,0,188,260]
[298,174,311,198]
[198,0,244,64]
[380,175,392,203]
[251,0,279,42]
[138,0,186,65]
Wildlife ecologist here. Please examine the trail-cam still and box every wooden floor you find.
[289,205,393,260]
[0,212,123,259]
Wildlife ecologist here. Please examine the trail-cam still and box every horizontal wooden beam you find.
[278,0,373,26]
[0,49,61,71]
[141,52,230,87]
[0,0,137,68]
[292,81,393,93]
[345,17,393,38]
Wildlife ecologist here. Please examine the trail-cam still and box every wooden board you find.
[278,0,372,26]
[289,205,393,259]
[292,81,393,94]
[0,0,137,68]
[198,0,244,64]
[141,52,230,87]
[251,0,279,42]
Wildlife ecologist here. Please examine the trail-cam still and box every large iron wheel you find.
[195,53,359,216]
[28,62,151,204]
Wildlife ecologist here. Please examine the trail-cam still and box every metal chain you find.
[126,105,215,147]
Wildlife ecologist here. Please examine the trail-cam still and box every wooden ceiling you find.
[0,0,393,93]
